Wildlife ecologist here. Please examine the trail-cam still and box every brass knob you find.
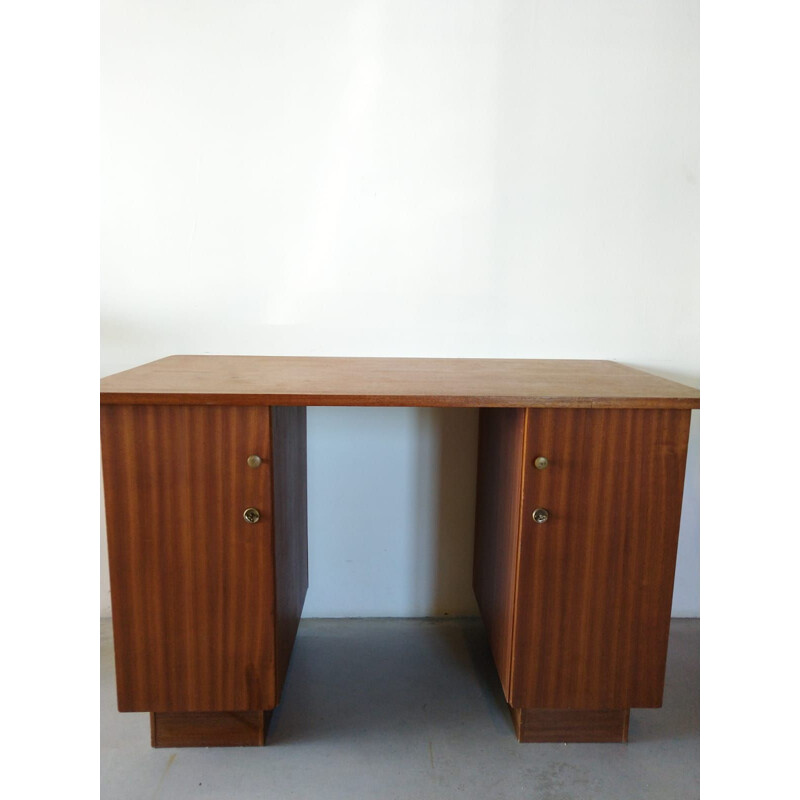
[247,455,262,468]
[243,507,261,524]
[532,507,550,524]
[534,456,549,470]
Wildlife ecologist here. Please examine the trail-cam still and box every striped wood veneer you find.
[474,408,691,717]
[101,404,307,713]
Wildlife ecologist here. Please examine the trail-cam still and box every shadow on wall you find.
[413,408,480,617]
[305,407,480,617]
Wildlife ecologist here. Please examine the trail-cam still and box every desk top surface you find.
[100,356,699,409]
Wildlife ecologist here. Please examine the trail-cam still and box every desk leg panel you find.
[270,406,309,703]
[101,405,306,730]
[511,408,692,712]
[474,407,691,742]
[472,408,526,701]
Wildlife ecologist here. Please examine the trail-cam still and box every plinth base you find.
[150,711,272,748]
[510,706,630,743]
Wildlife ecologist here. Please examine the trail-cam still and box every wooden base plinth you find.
[150,711,272,748]
[510,706,630,743]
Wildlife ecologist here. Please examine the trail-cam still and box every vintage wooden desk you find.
[100,356,699,747]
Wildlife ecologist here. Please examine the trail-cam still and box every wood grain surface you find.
[510,408,692,709]
[101,404,278,712]
[510,707,629,743]
[150,711,271,747]
[270,405,309,701]
[100,355,700,409]
[472,408,526,700]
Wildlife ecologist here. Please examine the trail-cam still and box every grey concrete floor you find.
[101,618,698,799]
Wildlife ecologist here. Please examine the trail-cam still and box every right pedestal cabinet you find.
[473,407,692,742]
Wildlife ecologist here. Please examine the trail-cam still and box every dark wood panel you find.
[472,408,526,700]
[270,405,309,701]
[510,408,691,709]
[101,405,278,712]
[150,711,271,747]
[100,356,700,409]
[510,707,629,743]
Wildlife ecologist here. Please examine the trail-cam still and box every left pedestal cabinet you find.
[101,404,308,747]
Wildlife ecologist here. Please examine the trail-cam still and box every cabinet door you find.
[101,405,277,712]
[510,408,691,709]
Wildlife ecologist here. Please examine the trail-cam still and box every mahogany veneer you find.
[151,711,272,748]
[510,708,630,743]
[472,407,691,741]
[100,355,699,409]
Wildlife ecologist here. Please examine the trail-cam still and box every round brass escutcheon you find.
[532,507,550,524]
[243,507,261,524]
[247,455,262,468]
[534,456,549,470]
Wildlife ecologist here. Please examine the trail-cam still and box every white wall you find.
[101,0,699,617]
